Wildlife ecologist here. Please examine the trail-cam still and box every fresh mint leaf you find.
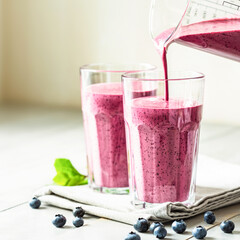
[53,158,88,186]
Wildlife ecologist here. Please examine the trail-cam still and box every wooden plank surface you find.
[0,104,240,239]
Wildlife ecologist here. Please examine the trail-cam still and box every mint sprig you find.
[53,158,88,186]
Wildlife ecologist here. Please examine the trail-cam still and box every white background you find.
[0,0,239,125]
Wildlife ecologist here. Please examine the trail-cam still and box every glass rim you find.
[80,63,156,73]
[122,70,205,82]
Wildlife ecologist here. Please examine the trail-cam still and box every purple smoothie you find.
[175,18,240,62]
[83,82,128,188]
[83,82,156,189]
[155,18,240,100]
[130,97,202,203]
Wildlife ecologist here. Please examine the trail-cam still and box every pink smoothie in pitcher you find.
[176,18,240,62]
[83,82,156,189]
[130,97,202,203]
[155,18,240,100]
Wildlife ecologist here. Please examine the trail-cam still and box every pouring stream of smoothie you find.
[129,17,240,203]
[155,18,240,100]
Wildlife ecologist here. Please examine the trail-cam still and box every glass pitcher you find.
[150,0,240,62]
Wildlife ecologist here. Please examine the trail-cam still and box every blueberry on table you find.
[220,220,235,233]
[52,214,66,228]
[192,226,207,239]
[153,226,167,239]
[73,217,84,228]
[204,211,216,224]
[29,197,41,209]
[172,219,187,233]
[124,232,141,240]
[133,218,150,232]
[73,206,85,218]
[149,222,165,233]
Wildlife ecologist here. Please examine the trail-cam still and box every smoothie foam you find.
[130,97,202,203]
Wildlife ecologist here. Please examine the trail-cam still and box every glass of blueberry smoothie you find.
[80,63,155,194]
[123,70,204,205]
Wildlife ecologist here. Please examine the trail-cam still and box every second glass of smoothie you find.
[80,63,155,194]
[123,70,204,205]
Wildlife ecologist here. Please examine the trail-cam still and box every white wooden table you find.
[0,104,239,239]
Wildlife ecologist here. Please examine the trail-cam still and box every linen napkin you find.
[35,155,240,225]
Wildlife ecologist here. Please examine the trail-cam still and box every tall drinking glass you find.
[80,63,155,194]
[123,70,204,206]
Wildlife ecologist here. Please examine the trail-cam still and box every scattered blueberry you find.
[52,214,66,228]
[150,222,165,233]
[133,218,150,232]
[172,219,187,234]
[153,226,167,239]
[73,207,85,218]
[29,197,41,209]
[73,217,84,227]
[124,231,141,240]
[220,220,235,233]
[192,226,207,239]
[204,211,216,224]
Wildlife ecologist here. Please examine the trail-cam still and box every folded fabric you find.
[35,155,240,225]
[35,185,240,225]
